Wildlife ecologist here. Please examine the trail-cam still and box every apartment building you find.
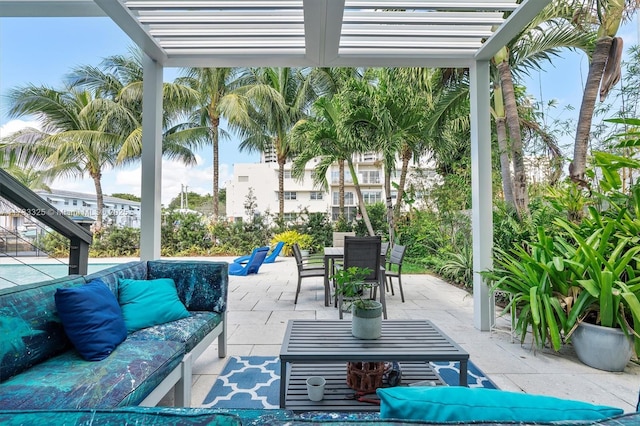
[226,153,439,223]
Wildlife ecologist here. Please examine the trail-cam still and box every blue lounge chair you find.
[228,246,270,276]
[234,241,285,265]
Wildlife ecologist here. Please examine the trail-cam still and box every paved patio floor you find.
[176,256,638,412]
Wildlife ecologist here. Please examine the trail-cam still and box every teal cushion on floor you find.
[377,387,624,423]
[118,278,190,332]
[54,279,127,361]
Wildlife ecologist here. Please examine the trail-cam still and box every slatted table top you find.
[280,320,469,363]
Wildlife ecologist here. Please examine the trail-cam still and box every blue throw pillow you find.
[118,278,190,333]
[55,279,127,361]
[377,387,624,423]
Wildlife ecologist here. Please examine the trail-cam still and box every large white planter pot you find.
[352,301,382,340]
[571,322,633,372]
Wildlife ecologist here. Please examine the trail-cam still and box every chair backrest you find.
[381,241,390,257]
[388,244,407,267]
[264,241,285,263]
[343,236,382,281]
[332,231,355,248]
[246,246,270,275]
[292,243,303,266]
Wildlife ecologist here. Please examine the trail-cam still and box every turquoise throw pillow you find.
[55,279,127,361]
[118,278,190,332]
[377,387,624,423]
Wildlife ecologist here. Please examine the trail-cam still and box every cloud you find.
[0,119,40,137]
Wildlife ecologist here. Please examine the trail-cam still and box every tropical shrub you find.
[271,230,313,257]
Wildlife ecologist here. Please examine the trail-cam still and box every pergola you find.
[1,0,551,331]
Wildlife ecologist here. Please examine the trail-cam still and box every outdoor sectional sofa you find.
[0,260,227,409]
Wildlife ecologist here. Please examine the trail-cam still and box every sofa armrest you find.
[147,260,228,313]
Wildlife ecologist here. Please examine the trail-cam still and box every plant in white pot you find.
[557,207,640,372]
[333,266,383,339]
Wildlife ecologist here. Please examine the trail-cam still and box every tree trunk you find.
[572,36,613,186]
[384,167,394,245]
[347,159,375,236]
[211,115,220,220]
[91,171,104,233]
[392,145,412,222]
[498,59,528,216]
[496,116,515,206]
[339,159,345,220]
[278,150,285,219]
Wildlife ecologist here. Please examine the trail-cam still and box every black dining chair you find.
[386,244,407,302]
[292,243,326,304]
[338,236,386,319]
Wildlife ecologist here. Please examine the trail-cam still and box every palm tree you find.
[1,86,137,228]
[2,165,53,192]
[228,67,315,219]
[570,0,638,185]
[174,68,243,219]
[291,95,376,235]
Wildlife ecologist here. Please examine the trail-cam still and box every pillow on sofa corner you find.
[376,387,624,423]
[55,279,127,361]
[118,277,190,332]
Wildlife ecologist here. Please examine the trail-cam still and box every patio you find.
[182,255,640,413]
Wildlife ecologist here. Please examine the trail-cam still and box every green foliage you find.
[37,231,69,257]
[332,266,376,310]
[271,230,313,257]
[439,242,473,288]
[352,203,388,238]
[289,210,333,253]
[167,191,215,215]
[90,226,140,257]
[161,211,212,255]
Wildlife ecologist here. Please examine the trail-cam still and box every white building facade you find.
[226,153,438,223]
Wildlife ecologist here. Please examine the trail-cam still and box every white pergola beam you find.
[0,0,104,16]
[476,0,553,60]
[345,0,518,11]
[95,0,168,65]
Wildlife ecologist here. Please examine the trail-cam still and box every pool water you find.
[0,263,121,289]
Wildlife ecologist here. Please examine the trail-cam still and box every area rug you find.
[201,356,497,409]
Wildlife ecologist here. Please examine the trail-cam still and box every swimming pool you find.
[0,263,121,289]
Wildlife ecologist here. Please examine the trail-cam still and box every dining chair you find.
[293,243,326,304]
[338,236,386,319]
[385,244,407,302]
[332,231,355,248]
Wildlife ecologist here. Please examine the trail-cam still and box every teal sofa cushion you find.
[377,387,624,423]
[119,278,190,332]
[54,279,127,361]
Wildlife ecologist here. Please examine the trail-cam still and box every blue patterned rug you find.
[201,356,496,409]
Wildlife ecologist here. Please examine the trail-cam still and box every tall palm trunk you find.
[384,168,394,244]
[338,159,345,220]
[210,114,220,219]
[393,145,412,222]
[277,150,286,219]
[347,159,375,236]
[90,171,104,232]
[492,82,515,206]
[496,56,528,217]
[572,36,613,186]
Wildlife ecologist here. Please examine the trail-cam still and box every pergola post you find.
[470,60,494,331]
[140,54,163,261]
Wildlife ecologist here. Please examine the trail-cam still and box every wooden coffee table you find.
[279,320,470,411]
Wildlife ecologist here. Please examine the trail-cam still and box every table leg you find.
[323,256,330,307]
[459,359,468,386]
[280,360,287,408]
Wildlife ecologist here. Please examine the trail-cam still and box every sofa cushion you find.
[0,276,86,381]
[55,279,127,361]
[127,311,222,353]
[148,260,228,313]
[84,261,148,294]
[377,387,624,423]
[0,339,184,409]
[119,278,190,333]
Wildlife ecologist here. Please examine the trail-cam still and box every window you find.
[362,191,382,204]
[310,191,323,200]
[284,170,292,179]
[361,170,380,184]
[333,191,355,206]
[64,199,69,205]
[238,176,248,182]
[284,191,297,200]
[283,212,296,221]
[73,200,78,206]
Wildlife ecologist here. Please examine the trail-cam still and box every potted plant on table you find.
[332,266,382,340]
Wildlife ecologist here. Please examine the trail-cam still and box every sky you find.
[0,14,638,205]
